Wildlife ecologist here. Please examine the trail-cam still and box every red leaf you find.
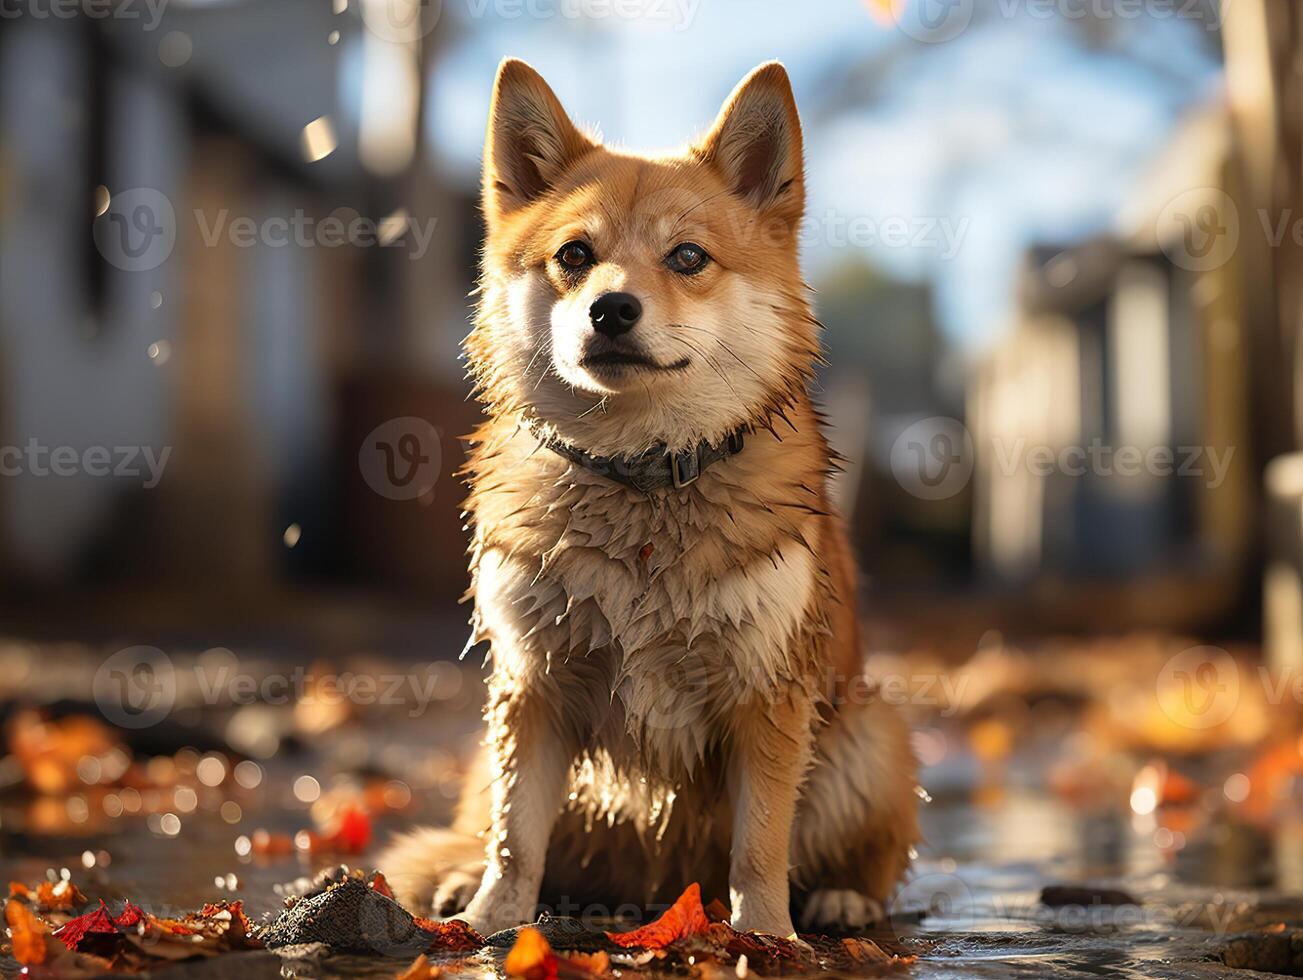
[370,871,396,900]
[52,899,120,950]
[605,883,711,949]
[413,916,485,952]
[114,901,146,928]
[332,806,373,852]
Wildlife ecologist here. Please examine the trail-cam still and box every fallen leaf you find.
[703,898,730,923]
[840,936,894,965]
[606,883,711,948]
[114,901,146,928]
[396,953,444,979]
[371,871,397,900]
[11,878,89,914]
[504,927,609,980]
[53,899,121,950]
[412,916,485,953]
[505,927,557,980]
[5,895,48,965]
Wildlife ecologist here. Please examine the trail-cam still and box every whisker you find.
[674,335,741,402]
[575,396,609,420]
[672,323,765,385]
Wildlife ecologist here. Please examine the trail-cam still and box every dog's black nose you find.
[589,292,642,337]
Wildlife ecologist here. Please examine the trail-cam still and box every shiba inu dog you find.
[379,58,919,939]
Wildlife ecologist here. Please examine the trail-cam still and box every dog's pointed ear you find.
[696,62,804,218]
[483,59,594,217]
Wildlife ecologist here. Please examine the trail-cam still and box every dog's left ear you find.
[696,62,804,220]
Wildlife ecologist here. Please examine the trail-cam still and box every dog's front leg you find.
[459,681,574,936]
[727,686,813,938]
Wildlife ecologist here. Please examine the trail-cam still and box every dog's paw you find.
[799,889,884,933]
[432,869,482,918]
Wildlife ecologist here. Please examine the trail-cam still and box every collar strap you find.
[543,428,746,492]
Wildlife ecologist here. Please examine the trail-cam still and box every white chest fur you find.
[470,482,819,776]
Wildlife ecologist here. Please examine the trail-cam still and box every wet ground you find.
[1,635,1301,978]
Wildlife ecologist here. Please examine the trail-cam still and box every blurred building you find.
[819,262,971,585]
[971,108,1253,629]
[1221,0,1303,669]
[0,4,477,630]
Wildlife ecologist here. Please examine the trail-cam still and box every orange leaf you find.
[412,917,485,953]
[605,883,711,949]
[504,927,557,980]
[503,928,608,980]
[561,951,610,976]
[396,953,444,980]
[5,896,48,965]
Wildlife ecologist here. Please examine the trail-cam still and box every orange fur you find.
[379,58,919,939]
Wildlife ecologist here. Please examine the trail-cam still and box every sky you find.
[420,0,1224,351]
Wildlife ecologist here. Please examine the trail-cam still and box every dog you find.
[379,58,919,940]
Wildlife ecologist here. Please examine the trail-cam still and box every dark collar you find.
[541,428,746,492]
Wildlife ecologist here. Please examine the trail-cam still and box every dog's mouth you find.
[579,350,691,374]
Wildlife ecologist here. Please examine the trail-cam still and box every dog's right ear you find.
[483,59,594,218]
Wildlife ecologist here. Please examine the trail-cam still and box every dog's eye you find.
[556,241,595,271]
[666,242,709,274]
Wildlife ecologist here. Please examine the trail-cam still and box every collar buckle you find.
[670,448,700,488]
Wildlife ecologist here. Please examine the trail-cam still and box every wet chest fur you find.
[471,474,823,776]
